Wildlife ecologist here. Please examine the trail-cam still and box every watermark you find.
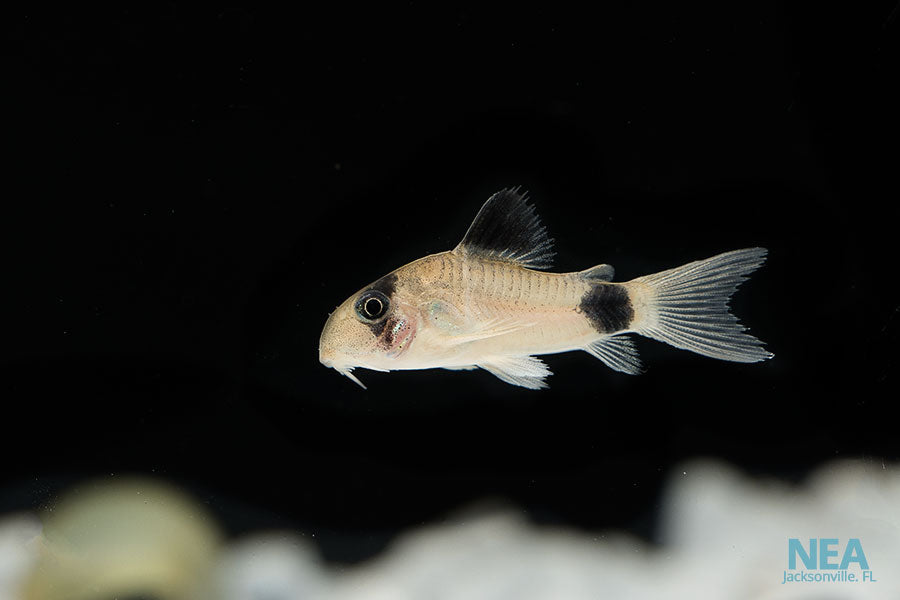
[782,538,877,584]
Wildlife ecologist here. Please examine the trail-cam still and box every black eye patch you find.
[355,290,390,321]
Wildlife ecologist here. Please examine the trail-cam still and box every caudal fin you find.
[626,248,773,363]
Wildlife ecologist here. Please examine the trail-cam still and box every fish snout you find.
[318,315,341,368]
[318,333,353,371]
[318,344,337,368]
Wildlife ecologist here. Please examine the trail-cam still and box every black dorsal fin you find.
[453,188,555,270]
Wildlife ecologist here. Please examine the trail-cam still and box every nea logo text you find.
[788,538,868,570]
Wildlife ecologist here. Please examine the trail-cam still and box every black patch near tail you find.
[579,283,634,334]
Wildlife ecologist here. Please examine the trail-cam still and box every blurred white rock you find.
[5,459,900,600]
[0,514,41,600]
[209,532,330,600]
[325,511,657,600]
[20,478,222,600]
[659,458,900,600]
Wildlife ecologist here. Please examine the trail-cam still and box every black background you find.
[4,4,899,562]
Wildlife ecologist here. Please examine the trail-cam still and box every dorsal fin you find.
[453,188,555,270]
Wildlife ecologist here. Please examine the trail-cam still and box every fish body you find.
[319,189,772,389]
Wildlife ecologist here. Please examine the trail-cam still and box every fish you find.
[318,188,772,389]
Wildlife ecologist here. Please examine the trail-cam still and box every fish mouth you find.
[319,350,366,389]
[322,354,391,390]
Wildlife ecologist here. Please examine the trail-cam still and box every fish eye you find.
[355,290,389,321]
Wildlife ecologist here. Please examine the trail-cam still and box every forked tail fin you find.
[626,248,773,362]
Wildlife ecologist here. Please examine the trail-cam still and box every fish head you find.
[318,273,419,388]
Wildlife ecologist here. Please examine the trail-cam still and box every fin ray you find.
[444,316,535,345]
[584,335,644,375]
[453,188,555,269]
[477,355,552,389]
[426,299,535,345]
[629,248,773,362]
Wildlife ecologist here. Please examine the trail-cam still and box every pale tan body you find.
[373,250,614,371]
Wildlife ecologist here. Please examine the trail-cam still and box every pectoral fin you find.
[447,317,535,345]
[426,300,534,346]
[477,355,552,389]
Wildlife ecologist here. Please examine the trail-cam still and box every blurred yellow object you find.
[23,478,222,600]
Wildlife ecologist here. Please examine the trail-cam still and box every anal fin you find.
[584,335,644,375]
[477,355,552,389]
